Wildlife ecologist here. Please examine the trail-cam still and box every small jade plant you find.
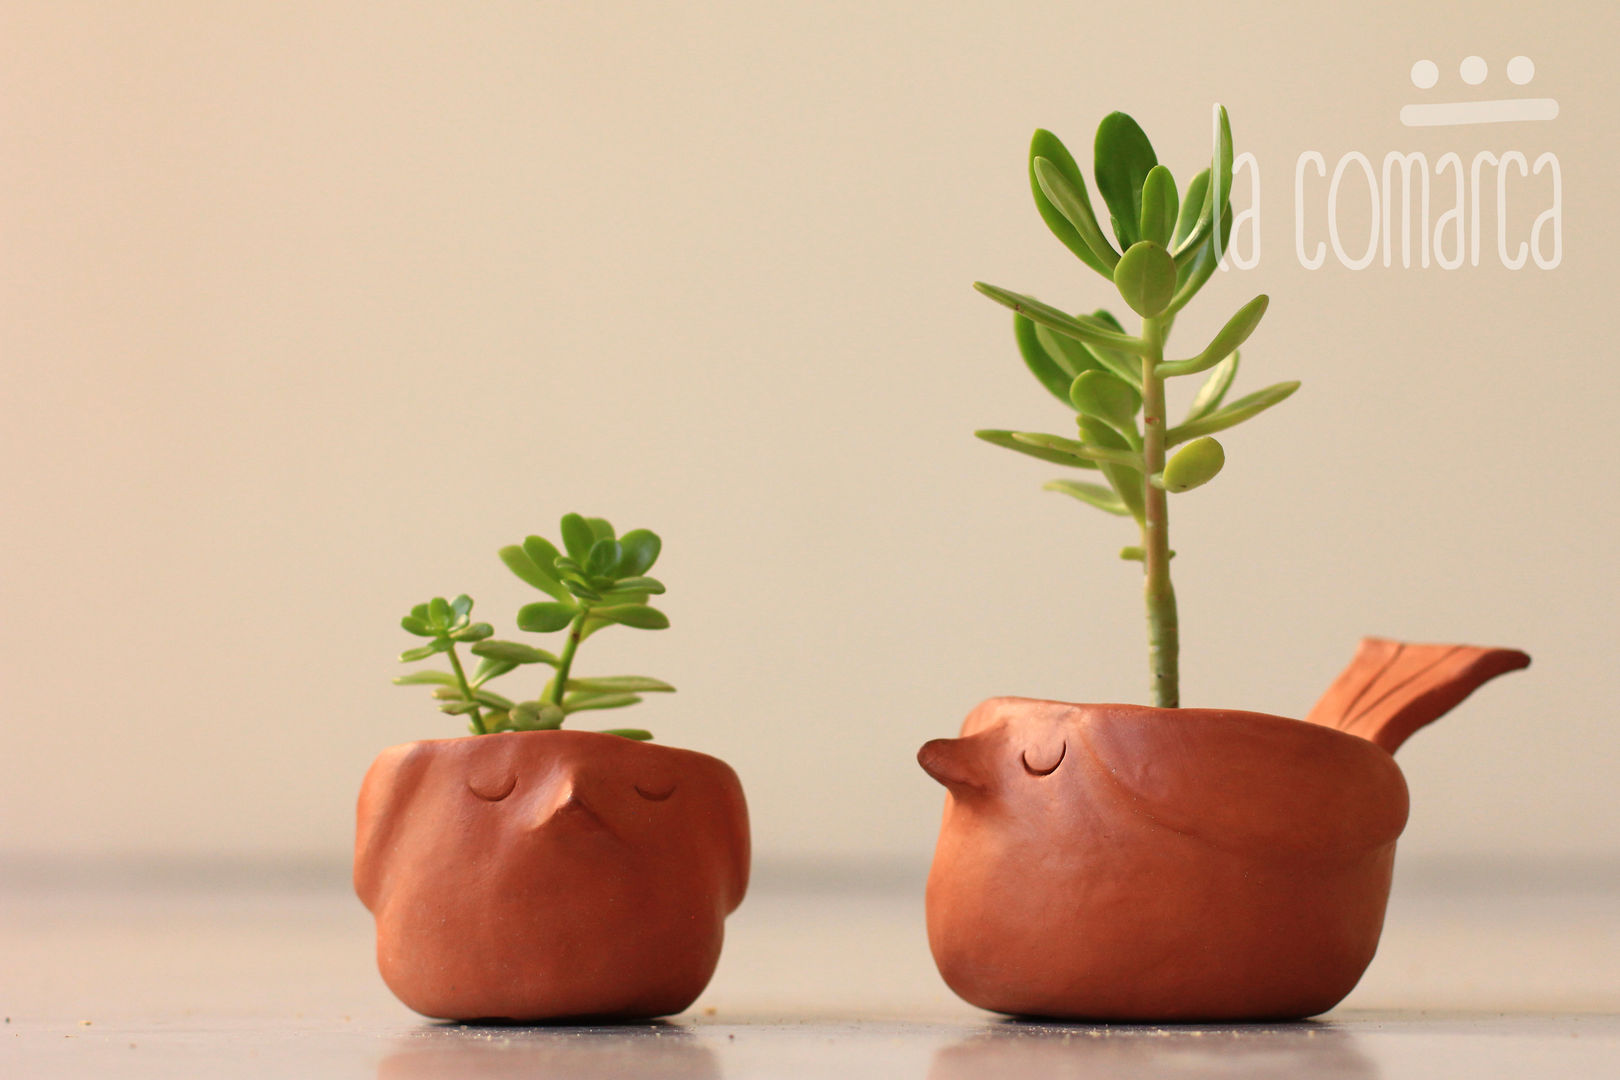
[975,106,1298,708]
[395,514,672,740]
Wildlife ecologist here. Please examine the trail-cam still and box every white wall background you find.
[2,0,1615,866]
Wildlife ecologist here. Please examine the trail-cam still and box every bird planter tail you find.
[1302,637,1529,753]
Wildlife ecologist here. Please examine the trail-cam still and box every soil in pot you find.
[356,729,749,1022]
[918,638,1528,1021]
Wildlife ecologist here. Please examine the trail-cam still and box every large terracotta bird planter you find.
[919,638,1528,1021]
[356,729,749,1021]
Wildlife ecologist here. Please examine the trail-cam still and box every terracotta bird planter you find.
[918,638,1528,1021]
[355,729,749,1022]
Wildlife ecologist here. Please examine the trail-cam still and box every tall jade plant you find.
[975,107,1297,708]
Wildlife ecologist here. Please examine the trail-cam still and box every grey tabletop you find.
[3,857,1617,1079]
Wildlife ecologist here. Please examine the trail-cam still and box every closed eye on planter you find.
[467,773,517,802]
[1021,741,1066,776]
[634,782,676,802]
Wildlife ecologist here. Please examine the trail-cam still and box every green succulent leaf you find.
[399,641,449,663]
[471,687,514,711]
[1027,129,1115,275]
[577,614,613,642]
[974,283,1146,355]
[400,615,433,637]
[1079,416,1146,522]
[1213,107,1235,228]
[1031,153,1119,273]
[593,605,670,630]
[427,596,451,629]
[976,428,1101,470]
[606,576,665,596]
[584,516,615,543]
[586,538,623,579]
[1112,241,1177,319]
[1139,165,1178,248]
[510,701,565,731]
[471,658,520,686]
[516,601,578,633]
[1076,310,1142,388]
[599,728,654,741]
[1172,105,1234,263]
[1092,309,1126,331]
[440,685,513,711]
[1093,112,1158,249]
[1173,169,1209,247]
[1168,380,1300,446]
[1085,346,1137,384]
[1159,295,1269,378]
[1184,351,1240,423]
[617,529,662,577]
[471,640,561,666]
[410,602,429,622]
[1069,370,1142,436]
[563,578,604,602]
[1032,322,1098,381]
[438,700,479,716]
[1011,431,1140,470]
[1014,315,1077,405]
[500,543,571,602]
[519,535,561,572]
[451,622,493,643]
[482,710,512,733]
[1161,436,1226,492]
[566,675,676,693]
[559,514,596,562]
[562,691,643,713]
[1165,204,1233,316]
[450,594,473,619]
[393,670,459,687]
[1044,478,1129,516]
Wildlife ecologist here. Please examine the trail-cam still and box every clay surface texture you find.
[919,638,1528,1021]
[356,730,749,1021]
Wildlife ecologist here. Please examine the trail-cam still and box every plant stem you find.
[546,608,590,708]
[445,643,486,734]
[1138,314,1179,708]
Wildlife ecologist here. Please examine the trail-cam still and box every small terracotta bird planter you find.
[919,638,1528,1021]
[356,729,749,1022]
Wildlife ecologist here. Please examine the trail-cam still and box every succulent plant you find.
[975,107,1298,707]
[395,514,673,739]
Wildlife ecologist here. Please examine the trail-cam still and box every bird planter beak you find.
[533,770,608,831]
[918,735,993,798]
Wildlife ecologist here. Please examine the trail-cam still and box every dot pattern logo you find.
[1401,55,1557,127]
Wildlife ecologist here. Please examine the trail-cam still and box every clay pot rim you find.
[969,695,1391,755]
[384,727,736,767]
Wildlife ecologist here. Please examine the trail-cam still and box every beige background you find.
[2,1,1615,867]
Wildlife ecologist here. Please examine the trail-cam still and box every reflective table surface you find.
[4,857,1617,1078]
